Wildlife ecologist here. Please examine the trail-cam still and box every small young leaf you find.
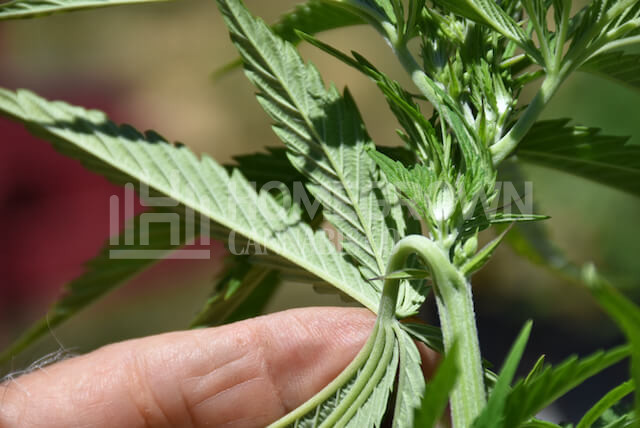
[524,355,546,385]
[414,341,460,428]
[576,380,635,428]
[461,213,550,240]
[583,265,640,416]
[460,225,512,276]
[189,258,280,328]
[503,345,631,427]
[473,321,533,428]
[368,149,438,226]
[432,0,531,52]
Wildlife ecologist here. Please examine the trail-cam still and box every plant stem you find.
[393,45,441,114]
[490,74,562,165]
[381,235,486,427]
[433,273,485,426]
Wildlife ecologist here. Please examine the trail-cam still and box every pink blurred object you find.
[0,90,131,312]
[0,84,225,327]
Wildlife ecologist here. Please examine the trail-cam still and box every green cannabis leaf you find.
[413,342,460,428]
[212,0,366,80]
[0,211,189,363]
[473,321,532,428]
[517,119,640,197]
[576,380,635,428]
[432,0,531,51]
[189,258,280,328]
[584,266,640,416]
[0,88,383,314]
[503,345,631,427]
[217,0,423,315]
[0,0,170,20]
[581,51,640,91]
[3,0,640,426]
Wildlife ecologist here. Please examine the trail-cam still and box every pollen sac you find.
[431,181,456,223]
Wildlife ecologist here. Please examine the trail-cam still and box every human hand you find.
[0,307,437,428]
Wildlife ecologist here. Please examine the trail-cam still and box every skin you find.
[0,307,437,428]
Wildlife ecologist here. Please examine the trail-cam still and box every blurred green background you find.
[0,0,638,422]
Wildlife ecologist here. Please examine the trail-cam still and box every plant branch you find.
[553,0,572,72]
[522,0,552,68]
[491,75,563,165]
[393,44,442,113]
[381,235,486,427]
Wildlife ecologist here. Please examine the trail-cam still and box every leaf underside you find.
[0,88,383,315]
[217,0,422,315]
[0,0,169,20]
[212,0,366,79]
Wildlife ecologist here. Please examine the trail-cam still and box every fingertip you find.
[0,307,377,428]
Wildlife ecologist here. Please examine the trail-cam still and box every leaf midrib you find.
[232,5,388,276]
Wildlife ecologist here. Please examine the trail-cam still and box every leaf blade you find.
[414,341,460,428]
[218,0,421,315]
[583,265,640,417]
[581,52,640,92]
[0,0,170,20]
[0,211,189,363]
[503,345,631,427]
[576,380,635,428]
[472,321,532,428]
[213,0,366,80]
[0,87,382,315]
[517,119,640,197]
[392,323,426,428]
[189,257,280,328]
[432,0,531,50]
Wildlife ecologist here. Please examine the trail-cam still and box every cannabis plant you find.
[1,0,640,426]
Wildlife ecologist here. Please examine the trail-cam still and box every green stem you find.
[381,235,486,427]
[490,74,562,165]
[267,321,382,427]
[522,0,553,68]
[393,45,442,113]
